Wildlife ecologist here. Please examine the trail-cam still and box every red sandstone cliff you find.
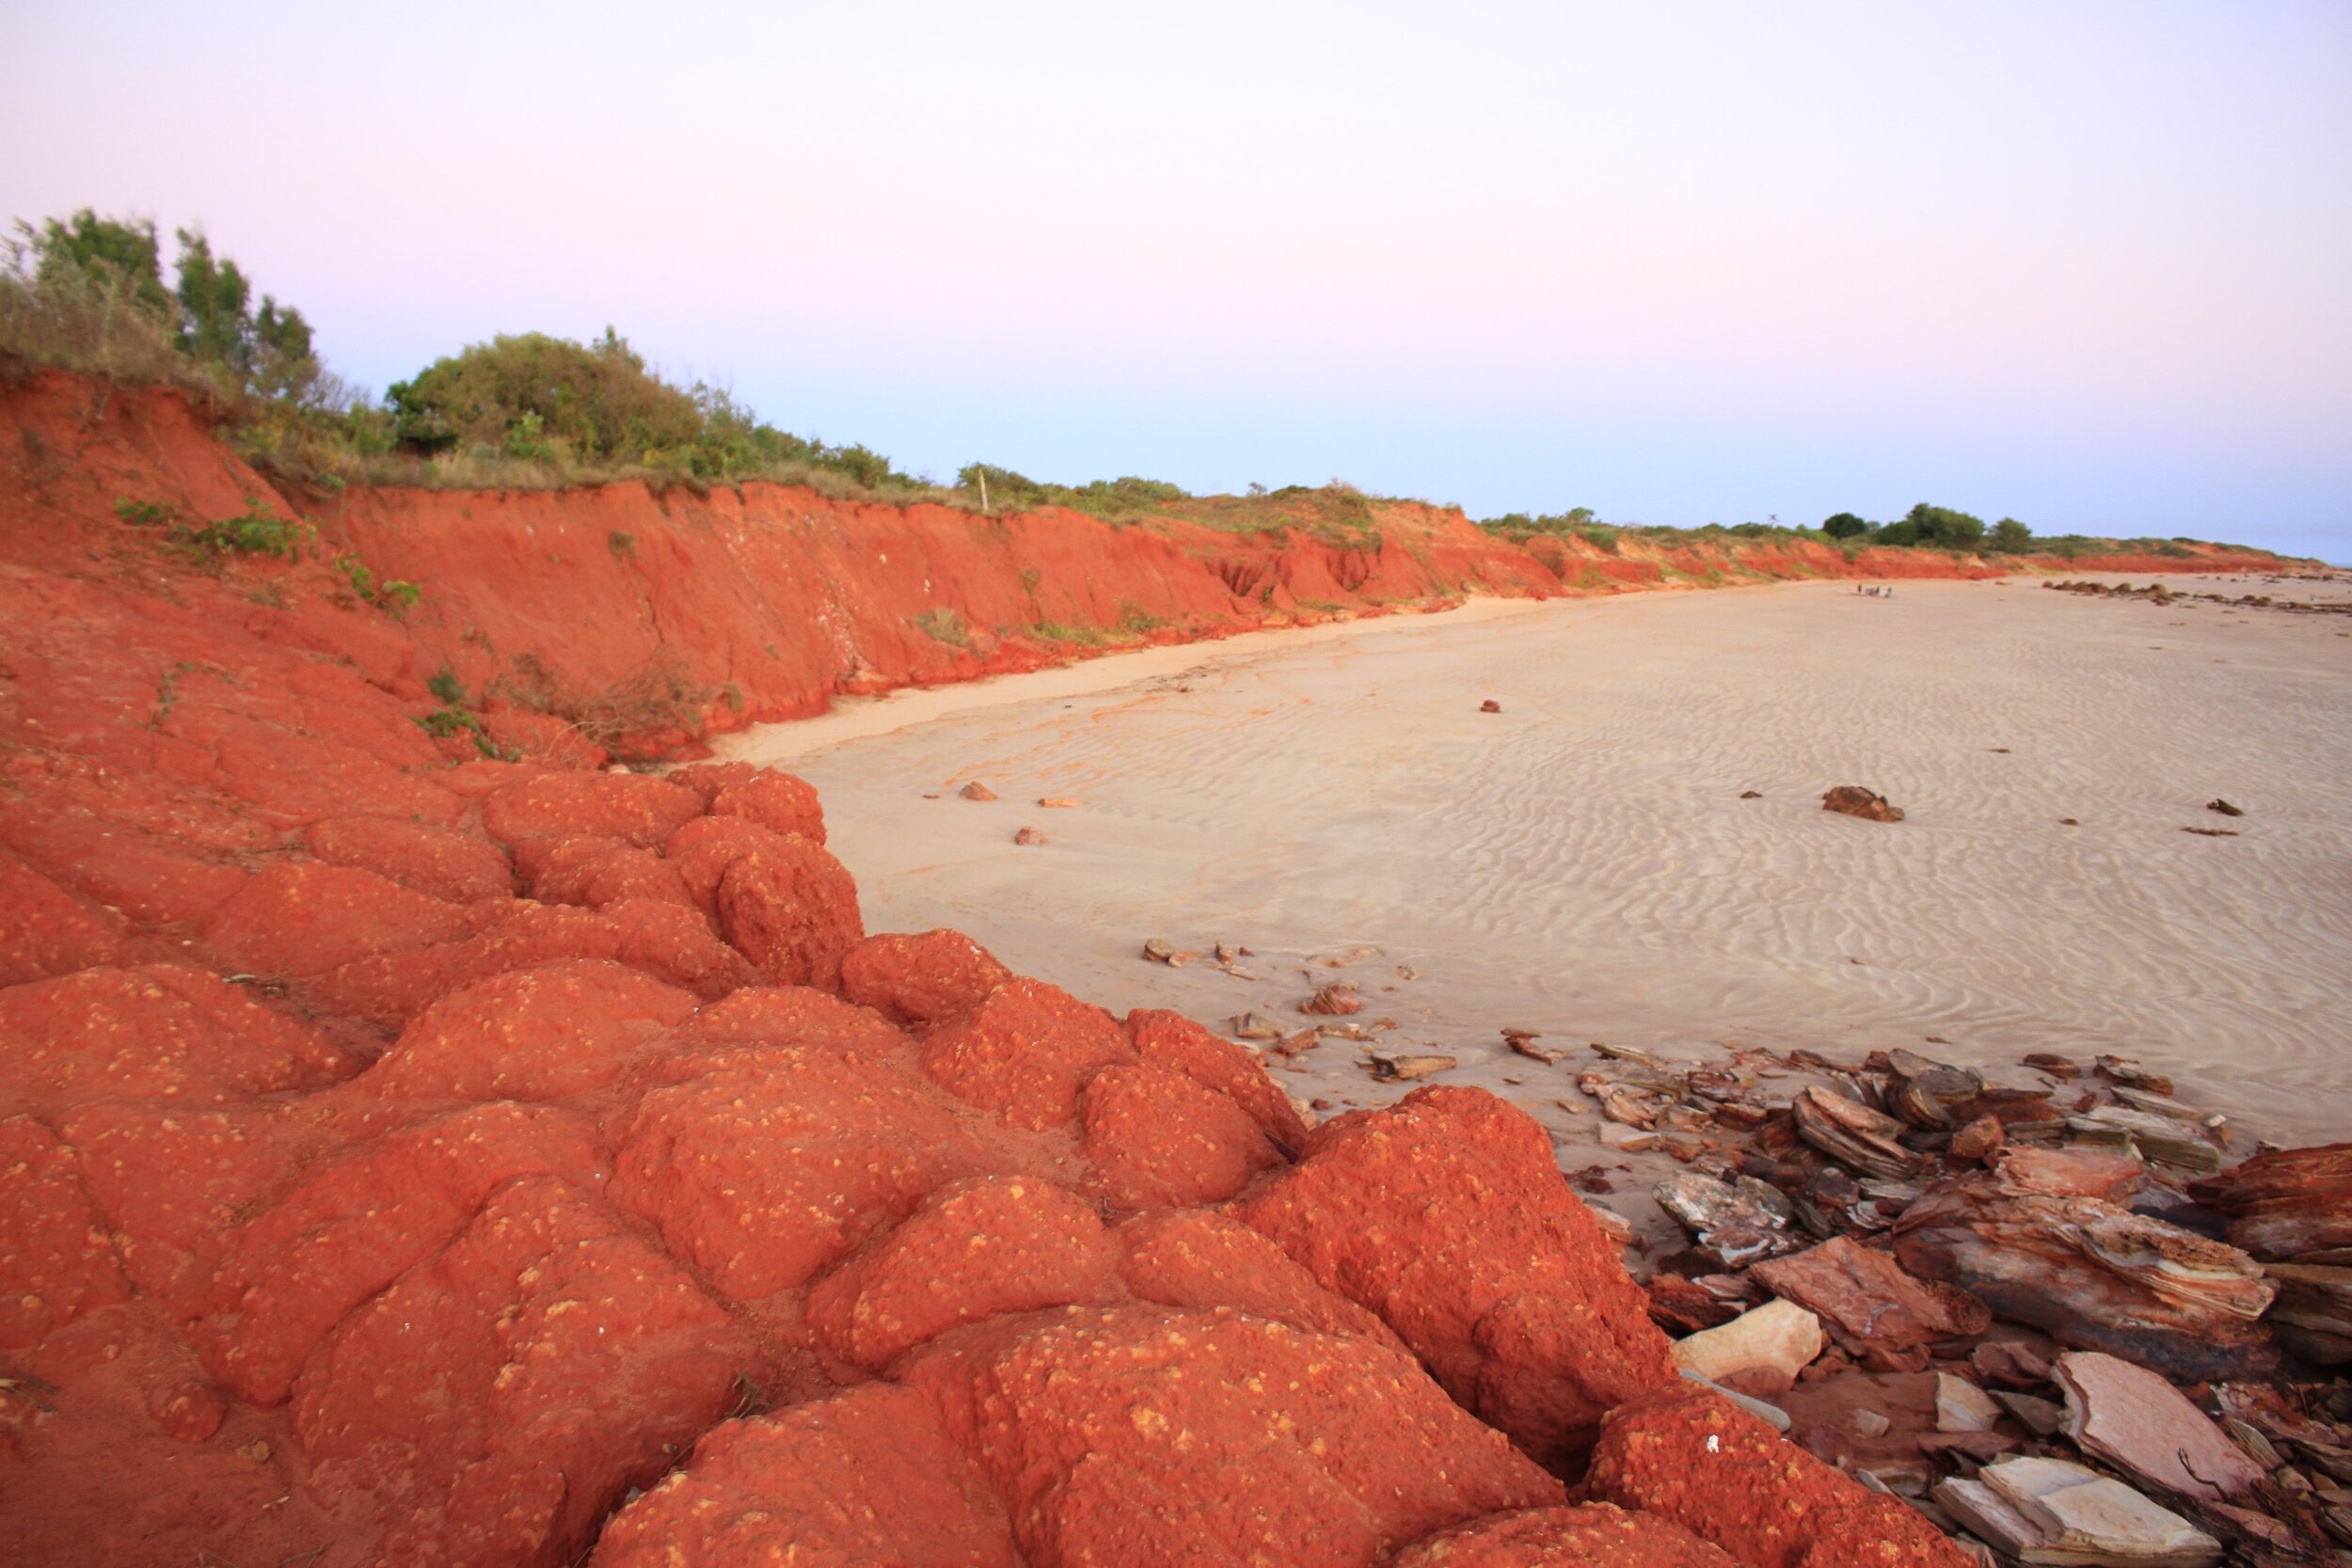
[1,370,2289,760]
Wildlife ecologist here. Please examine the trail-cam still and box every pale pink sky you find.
[4,1,2346,555]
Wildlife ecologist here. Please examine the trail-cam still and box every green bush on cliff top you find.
[387,329,927,489]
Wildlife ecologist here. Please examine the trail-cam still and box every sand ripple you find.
[726,577,2352,1143]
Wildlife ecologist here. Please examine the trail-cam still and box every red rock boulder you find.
[1388,1503,1740,1568]
[482,770,705,849]
[1586,1383,1969,1568]
[920,977,1136,1131]
[899,1304,1566,1568]
[804,1175,1115,1374]
[1232,1085,1677,1468]
[588,1384,1022,1568]
[840,927,1014,1029]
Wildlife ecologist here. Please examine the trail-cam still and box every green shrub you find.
[1873,518,1921,547]
[958,464,1188,522]
[1900,502,1986,548]
[1821,512,1868,539]
[331,551,421,612]
[427,667,468,705]
[381,329,926,491]
[1475,505,1597,543]
[171,499,313,561]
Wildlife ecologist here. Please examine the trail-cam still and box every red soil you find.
[0,370,2279,1565]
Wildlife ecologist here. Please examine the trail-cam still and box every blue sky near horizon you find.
[3,2,2347,559]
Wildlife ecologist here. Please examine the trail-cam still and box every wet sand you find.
[720,573,2352,1146]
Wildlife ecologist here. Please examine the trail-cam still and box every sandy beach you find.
[720,573,2352,1148]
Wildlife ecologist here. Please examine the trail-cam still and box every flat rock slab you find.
[1752,1235,1988,1355]
[2053,1351,2264,1501]
[1672,1298,1826,1390]
[1937,1455,2222,1568]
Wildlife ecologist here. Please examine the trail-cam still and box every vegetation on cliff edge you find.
[1,207,2272,560]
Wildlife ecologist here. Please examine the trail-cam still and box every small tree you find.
[1821,512,1868,539]
[1903,502,1986,548]
[34,210,170,314]
[173,229,319,402]
[1990,516,2031,551]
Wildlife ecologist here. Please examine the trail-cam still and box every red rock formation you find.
[1387,1503,1740,1568]
[1587,1384,1971,1568]
[1,369,2130,1567]
[897,1306,1568,1567]
[919,975,1136,1130]
[840,927,1013,1027]
[803,1175,1116,1374]
[1129,1004,1311,1153]
[1232,1085,1678,1468]
[586,1383,1025,1568]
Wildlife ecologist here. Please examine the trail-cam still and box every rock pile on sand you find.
[1550,1037,2352,1561]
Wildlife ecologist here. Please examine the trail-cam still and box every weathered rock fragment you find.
[2190,1141,2352,1260]
[1750,1236,1989,1368]
[1934,1456,2223,1568]
[1893,1156,2275,1382]
[1935,1370,2003,1433]
[1670,1299,1826,1394]
[1791,1086,1923,1179]
[1656,1173,1799,1267]
[2050,1352,2263,1501]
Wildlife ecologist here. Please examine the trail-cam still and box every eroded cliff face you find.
[0,373,2014,1565]
[2,371,2284,762]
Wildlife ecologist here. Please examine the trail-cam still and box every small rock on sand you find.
[1366,1052,1455,1082]
[958,781,998,800]
[1013,826,1046,846]
[1300,984,1363,1016]
[1038,797,1083,808]
[1479,699,1502,713]
[1822,785,1905,822]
